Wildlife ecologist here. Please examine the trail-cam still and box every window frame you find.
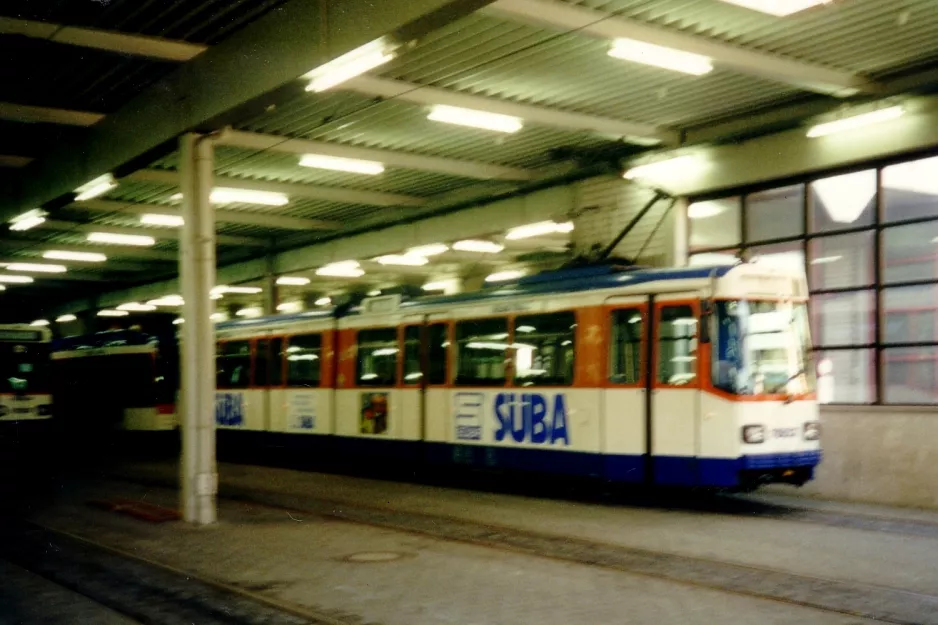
[454,316,510,387]
[607,305,646,387]
[284,332,323,389]
[355,326,400,387]
[216,338,253,390]
[653,300,700,389]
[511,310,577,387]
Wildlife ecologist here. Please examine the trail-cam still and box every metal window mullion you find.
[874,168,884,404]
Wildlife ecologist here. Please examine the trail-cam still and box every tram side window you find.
[269,337,283,386]
[254,339,270,386]
[428,324,448,385]
[514,312,576,386]
[217,341,251,388]
[455,318,508,386]
[657,306,698,386]
[357,328,398,386]
[286,334,321,387]
[403,326,422,385]
[610,309,643,384]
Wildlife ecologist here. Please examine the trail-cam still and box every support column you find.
[178,133,217,525]
[263,253,279,315]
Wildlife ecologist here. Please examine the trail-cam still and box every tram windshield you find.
[712,300,815,397]
[0,342,50,394]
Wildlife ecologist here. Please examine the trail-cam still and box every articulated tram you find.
[52,262,822,490]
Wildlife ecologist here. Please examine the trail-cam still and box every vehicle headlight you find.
[803,421,821,441]
[742,425,765,444]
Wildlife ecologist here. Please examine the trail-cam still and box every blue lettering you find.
[492,392,570,447]
[494,393,511,442]
[528,394,548,444]
[550,395,569,445]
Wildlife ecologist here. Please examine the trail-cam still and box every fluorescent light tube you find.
[687,202,726,219]
[276,276,311,286]
[485,270,525,283]
[624,155,703,180]
[117,302,157,312]
[299,154,385,175]
[210,313,227,322]
[56,314,77,323]
[30,319,49,327]
[87,232,156,247]
[212,285,263,295]
[407,243,448,257]
[277,301,302,313]
[9,209,47,232]
[316,261,364,278]
[315,297,332,306]
[807,106,904,138]
[74,173,118,201]
[718,0,831,16]
[98,310,129,317]
[375,254,429,266]
[236,307,262,318]
[173,188,290,206]
[453,240,504,253]
[305,37,398,93]
[0,275,34,284]
[422,280,457,291]
[5,263,67,273]
[44,250,107,262]
[428,105,523,133]
[148,295,184,307]
[140,213,184,227]
[609,39,713,75]
[505,221,574,240]
[173,318,185,325]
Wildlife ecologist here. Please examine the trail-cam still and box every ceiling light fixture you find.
[30,319,49,327]
[97,309,129,317]
[172,188,289,206]
[0,275,34,284]
[87,232,156,247]
[315,296,332,306]
[277,301,302,313]
[624,155,705,181]
[140,213,184,227]
[43,250,107,263]
[375,254,429,266]
[173,318,185,325]
[9,209,47,232]
[718,0,832,16]
[212,285,263,295]
[147,295,184,307]
[807,106,904,138]
[236,307,262,318]
[453,240,504,254]
[428,105,523,133]
[316,261,364,278]
[276,276,311,286]
[299,154,385,175]
[422,279,457,292]
[5,263,67,273]
[505,221,574,240]
[304,37,399,93]
[74,173,118,201]
[485,270,526,283]
[687,201,727,219]
[117,302,157,312]
[56,314,77,323]
[210,312,227,322]
[407,243,449,257]
[608,39,713,76]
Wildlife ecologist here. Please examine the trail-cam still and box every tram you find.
[53,262,822,490]
[0,324,53,454]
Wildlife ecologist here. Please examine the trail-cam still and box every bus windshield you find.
[1,342,50,394]
[712,300,815,397]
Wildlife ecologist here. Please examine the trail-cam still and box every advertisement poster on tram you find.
[360,392,388,435]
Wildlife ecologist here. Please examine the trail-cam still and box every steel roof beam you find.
[41,220,268,248]
[0,17,208,62]
[218,129,537,181]
[344,76,671,145]
[73,199,341,231]
[0,102,104,127]
[126,169,426,208]
[0,155,33,168]
[2,0,495,220]
[485,0,874,98]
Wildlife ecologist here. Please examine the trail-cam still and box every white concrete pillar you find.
[263,253,279,315]
[178,133,217,525]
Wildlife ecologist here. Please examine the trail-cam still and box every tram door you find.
[603,297,650,483]
[651,295,702,486]
[401,315,450,451]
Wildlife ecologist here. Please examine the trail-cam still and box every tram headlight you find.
[803,421,821,441]
[742,425,765,444]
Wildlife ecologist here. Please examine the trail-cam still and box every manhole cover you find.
[342,551,408,563]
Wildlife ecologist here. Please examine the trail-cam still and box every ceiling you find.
[1,0,938,320]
